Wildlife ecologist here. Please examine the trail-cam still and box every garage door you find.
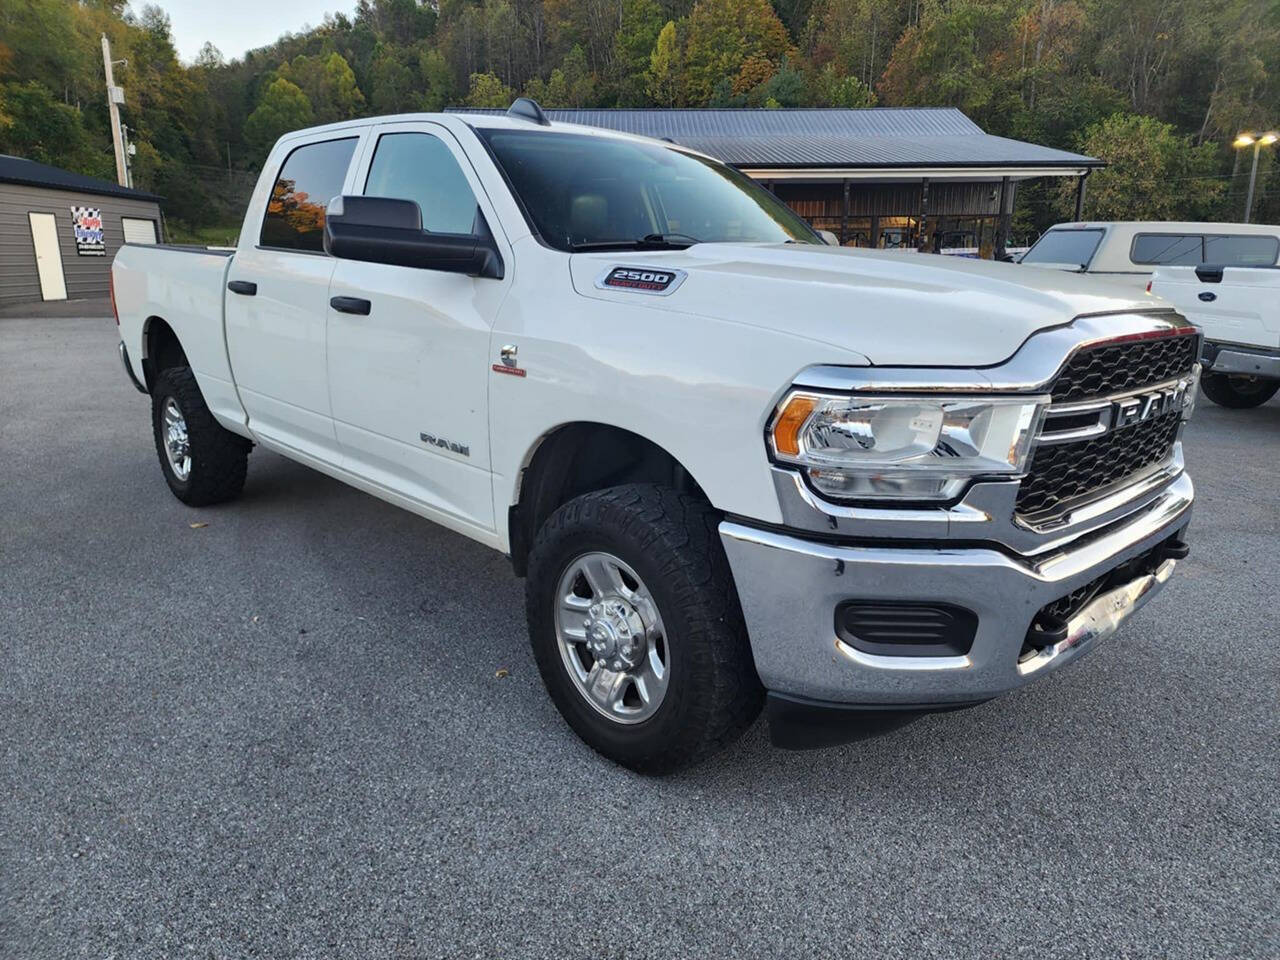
[122,217,158,244]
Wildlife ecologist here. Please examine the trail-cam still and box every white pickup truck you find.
[1149,264,1280,408]
[111,102,1199,772]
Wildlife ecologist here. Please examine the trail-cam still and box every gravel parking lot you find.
[2,312,1276,959]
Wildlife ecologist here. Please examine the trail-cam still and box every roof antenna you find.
[507,97,550,126]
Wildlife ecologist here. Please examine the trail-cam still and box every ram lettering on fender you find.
[595,266,688,296]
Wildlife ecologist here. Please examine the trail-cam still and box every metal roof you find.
[450,107,1102,170]
[0,154,162,201]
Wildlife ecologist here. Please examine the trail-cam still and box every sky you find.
[149,0,351,63]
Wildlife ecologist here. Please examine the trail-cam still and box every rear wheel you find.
[151,366,251,505]
[525,484,763,774]
[1199,371,1280,408]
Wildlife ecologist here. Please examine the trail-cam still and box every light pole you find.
[1233,131,1278,224]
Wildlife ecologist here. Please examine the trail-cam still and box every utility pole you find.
[101,34,128,188]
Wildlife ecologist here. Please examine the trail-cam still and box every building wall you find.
[772,181,1006,219]
[0,182,162,306]
[769,180,1016,254]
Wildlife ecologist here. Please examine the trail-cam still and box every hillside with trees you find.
[1,0,1276,240]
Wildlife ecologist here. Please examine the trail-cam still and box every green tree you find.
[612,0,666,105]
[279,52,365,124]
[1060,113,1225,221]
[681,0,792,105]
[878,0,1021,131]
[417,48,455,111]
[646,21,683,106]
[0,80,104,175]
[244,77,314,158]
[465,71,515,107]
[368,50,416,112]
[809,64,877,108]
[558,45,596,106]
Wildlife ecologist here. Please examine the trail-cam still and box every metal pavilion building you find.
[457,107,1102,258]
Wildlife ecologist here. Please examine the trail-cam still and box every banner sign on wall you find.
[70,206,106,256]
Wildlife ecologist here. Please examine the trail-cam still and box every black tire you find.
[525,484,764,774]
[151,366,251,506]
[1199,371,1280,409]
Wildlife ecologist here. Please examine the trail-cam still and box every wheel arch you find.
[140,316,189,393]
[507,422,711,577]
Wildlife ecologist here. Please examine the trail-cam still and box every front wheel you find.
[525,484,763,774]
[1199,371,1280,408]
[151,366,251,506]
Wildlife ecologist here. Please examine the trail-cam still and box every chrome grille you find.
[1016,410,1181,519]
[1016,332,1198,524]
[1049,333,1199,403]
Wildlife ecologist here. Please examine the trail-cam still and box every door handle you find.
[227,280,257,296]
[330,296,371,316]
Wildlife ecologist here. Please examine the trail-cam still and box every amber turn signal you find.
[772,394,818,457]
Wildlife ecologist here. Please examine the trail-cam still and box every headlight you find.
[769,392,1047,501]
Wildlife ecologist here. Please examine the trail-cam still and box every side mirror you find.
[323,195,503,279]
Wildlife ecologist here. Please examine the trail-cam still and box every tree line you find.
[1,0,1276,239]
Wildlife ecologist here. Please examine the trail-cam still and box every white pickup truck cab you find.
[1019,221,1280,292]
[1150,263,1280,408]
[111,102,1199,771]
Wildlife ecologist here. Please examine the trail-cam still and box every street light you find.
[1233,131,1278,223]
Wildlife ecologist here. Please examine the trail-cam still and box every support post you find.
[102,35,128,188]
[840,179,849,246]
[995,176,1010,259]
[918,177,930,252]
[1074,171,1089,221]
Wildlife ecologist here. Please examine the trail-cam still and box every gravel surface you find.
[1,315,1276,959]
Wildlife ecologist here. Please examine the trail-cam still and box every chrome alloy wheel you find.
[162,396,192,481]
[553,551,670,724]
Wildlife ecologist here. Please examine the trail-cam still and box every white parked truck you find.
[1149,263,1280,408]
[1018,221,1280,292]
[111,102,1199,772]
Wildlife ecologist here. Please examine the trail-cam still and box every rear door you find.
[28,213,67,301]
[325,121,512,533]
[225,134,362,463]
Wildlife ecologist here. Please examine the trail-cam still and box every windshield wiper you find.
[568,233,701,252]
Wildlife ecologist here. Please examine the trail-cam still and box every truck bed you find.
[113,244,246,433]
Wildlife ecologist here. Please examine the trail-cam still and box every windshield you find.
[1020,228,1104,268]
[477,128,821,251]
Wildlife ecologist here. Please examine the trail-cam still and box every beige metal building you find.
[0,155,162,307]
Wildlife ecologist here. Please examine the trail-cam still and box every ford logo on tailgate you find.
[1198,292,1217,302]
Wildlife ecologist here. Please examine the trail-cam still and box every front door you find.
[326,122,511,534]
[28,213,67,301]
[224,135,361,463]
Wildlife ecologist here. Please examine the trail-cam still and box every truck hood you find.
[569,243,1160,366]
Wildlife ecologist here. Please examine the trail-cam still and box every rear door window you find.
[1130,234,1203,265]
[1020,229,1103,267]
[1202,234,1280,266]
[260,137,358,252]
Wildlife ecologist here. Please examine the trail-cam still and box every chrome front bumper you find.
[720,471,1193,706]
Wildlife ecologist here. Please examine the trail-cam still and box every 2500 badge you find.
[597,266,687,295]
